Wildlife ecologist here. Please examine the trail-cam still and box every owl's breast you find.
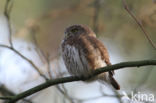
[62,43,92,77]
[61,35,109,77]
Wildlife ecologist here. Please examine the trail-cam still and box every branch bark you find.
[0,59,155,103]
[0,85,33,103]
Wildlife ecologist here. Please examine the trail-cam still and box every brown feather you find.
[62,25,120,90]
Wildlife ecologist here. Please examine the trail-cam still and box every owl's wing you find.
[77,35,114,75]
[78,36,120,89]
[62,36,119,89]
[62,35,113,74]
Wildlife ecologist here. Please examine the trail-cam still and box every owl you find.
[61,24,120,90]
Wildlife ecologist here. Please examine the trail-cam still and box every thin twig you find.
[0,44,48,80]
[4,0,13,47]
[122,0,156,49]
[31,33,75,102]
[93,0,101,35]
[31,33,47,64]
[5,59,156,103]
[99,85,123,103]
[72,86,123,103]
[113,89,123,103]
[49,61,75,103]
[30,27,55,80]
[46,54,52,78]
[55,62,75,103]
[56,85,74,103]
[3,0,48,80]
[31,31,75,102]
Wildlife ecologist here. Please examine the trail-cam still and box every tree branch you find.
[122,0,156,49]
[92,0,101,35]
[1,59,155,103]
[0,44,48,80]
[0,96,12,100]
[4,0,14,47]
[0,85,33,103]
[2,0,49,82]
[31,32,75,102]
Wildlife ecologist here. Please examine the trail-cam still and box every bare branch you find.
[29,29,77,103]
[3,0,48,81]
[4,0,14,47]
[113,90,123,103]
[51,62,75,103]
[122,0,156,49]
[0,96,12,100]
[31,32,76,102]
[4,59,156,103]
[92,0,101,35]
[0,44,48,80]
[31,30,47,64]
[0,85,33,103]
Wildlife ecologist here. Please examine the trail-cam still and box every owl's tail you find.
[98,71,120,90]
[108,71,120,90]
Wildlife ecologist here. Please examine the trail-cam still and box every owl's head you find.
[64,24,96,39]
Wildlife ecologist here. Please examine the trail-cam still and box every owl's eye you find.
[71,28,78,33]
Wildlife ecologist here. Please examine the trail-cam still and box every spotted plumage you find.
[61,24,120,90]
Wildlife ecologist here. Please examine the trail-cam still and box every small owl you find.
[61,24,120,90]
